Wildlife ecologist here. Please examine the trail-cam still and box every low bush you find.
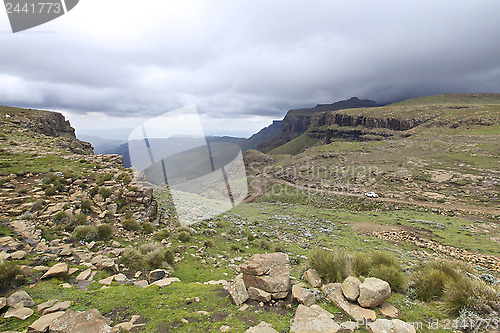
[53,211,68,222]
[64,214,88,231]
[120,242,175,270]
[96,224,114,240]
[204,239,214,248]
[73,225,97,241]
[260,240,270,250]
[80,199,93,213]
[153,229,170,241]
[89,186,99,196]
[310,250,372,283]
[370,265,406,293]
[177,231,191,242]
[0,261,26,289]
[411,260,465,302]
[98,187,113,199]
[123,218,140,231]
[142,222,154,234]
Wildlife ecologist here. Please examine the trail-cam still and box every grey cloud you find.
[1,0,500,127]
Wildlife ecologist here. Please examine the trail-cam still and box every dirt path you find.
[247,177,500,217]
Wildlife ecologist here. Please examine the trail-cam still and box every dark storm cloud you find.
[1,0,500,124]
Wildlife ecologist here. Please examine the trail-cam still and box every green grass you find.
[269,132,320,156]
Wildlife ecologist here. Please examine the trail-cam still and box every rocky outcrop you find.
[241,252,291,294]
[311,111,426,131]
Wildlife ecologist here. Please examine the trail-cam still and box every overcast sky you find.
[1,0,500,138]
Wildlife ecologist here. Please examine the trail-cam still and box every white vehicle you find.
[365,192,378,198]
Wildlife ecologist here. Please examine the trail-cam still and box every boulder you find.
[241,253,290,293]
[342,276,361,301]
[90,255,116,271]
[150,277,180,287]
[248,287,271,302]
[49,309,116,333]
[358,278,391,308]
[303,269,322,288]
[271,291,288,300]
[290,304,341,333]
[11,250,27,260]
[28,311,65,332]
[36,300,58,313]
[75,268,92,281]
[227,273,249,306]
[148,269,167,283]
[367,319,416,333]
[322,283,376,322]
[42,301,71,315]
[292,285,316,307]
[6,290,35,307]
[41,263,68,279]
[4,305,34,320]
[245,321,279,333]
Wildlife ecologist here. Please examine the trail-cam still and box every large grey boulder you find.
[241,253,290,294]
[341,276,361,301]
[358,278,391,308]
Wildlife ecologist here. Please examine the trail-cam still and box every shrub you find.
[153,229,170,241]
[73,225,97,242]
[65,214,88,231]
[274,244,285,252]
[81,199,93,213]
[18,188,27,194]
[145,249,166,268]
[123,218,140,231]
[260,240,270,250]
[204,239,214,248]
[310,250,348,283]
[98,187,113,199]
[96,224,114,240]
[53,211,68,222]
[177,231,191,242]
[96,173,114,185]
[142,222,154,234]
[120,248,144,269]
[370,251,397,267]
[140,242,160,254]
[349,253,371,277]
[246,231,255,242]
[0,262,26,289]
[370,265,406,293]
[411,261,464,302]
[164,249,175,266]
[89,186,99,196]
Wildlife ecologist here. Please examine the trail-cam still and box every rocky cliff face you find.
[23,112,76,138]
[310,111,425,131]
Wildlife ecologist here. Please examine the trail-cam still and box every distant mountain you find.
[110,121,282,168]
[257,97,380,152]
[77,134,125,155]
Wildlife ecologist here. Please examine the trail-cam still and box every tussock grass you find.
[123,218,140,231]
[121,242,174,269]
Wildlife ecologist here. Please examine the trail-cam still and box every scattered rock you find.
[133,280,149,288]
[10,250,27,260]
[367,319,416,333]
[290,304,341,333]
[342,276,361,302]
[292,284,315,306]
[99,276,114,285]
[68,268,79,276]
[75,268,92,281]
[150,277,180,287]
[114,315,145,331]
[245,321,279,333]
[41,263,68,279]
[42,300,71,315]
[378,301,400,318]
[238,304,249,312]
[6,290,35,307]
[49,308,115,333]
[148,269,167,284]
[28,311,65,333]
[0,297,6,310]
[36,299,58,313]
[358,278,391,308]
[220,325,231,332]
[227,273,249,306]
[303,268,322,288]
[112,241,121,248]
[322,283,376,322]
[4,304,34,320]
